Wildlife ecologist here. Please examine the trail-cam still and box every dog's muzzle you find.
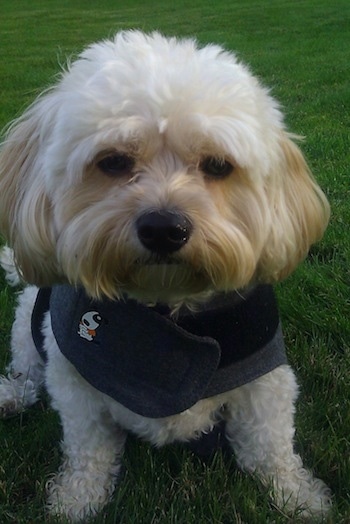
[136,210,192,256]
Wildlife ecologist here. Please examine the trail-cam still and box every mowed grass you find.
[0,0,349,522]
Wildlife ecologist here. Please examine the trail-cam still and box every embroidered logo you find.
[78,311,102,341]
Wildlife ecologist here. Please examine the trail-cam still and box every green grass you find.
[0,0,349,522]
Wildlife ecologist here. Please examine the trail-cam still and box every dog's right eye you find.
[200,157,234,179]
[97,153,135,176]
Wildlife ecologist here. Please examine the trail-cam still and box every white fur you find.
[0,245,21,286]
[0,31,331,521]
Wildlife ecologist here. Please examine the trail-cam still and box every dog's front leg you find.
[225,365,331,518]
[45,350,127,522]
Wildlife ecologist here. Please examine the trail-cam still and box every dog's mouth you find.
[127,255,209,302]
[134,255,182,266]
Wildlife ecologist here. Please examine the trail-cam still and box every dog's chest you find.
[31,284,286,418]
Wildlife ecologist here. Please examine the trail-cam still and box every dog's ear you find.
[0,95,59,285]
[258,133,330,282]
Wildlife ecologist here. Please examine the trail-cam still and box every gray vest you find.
[32,284,287,418]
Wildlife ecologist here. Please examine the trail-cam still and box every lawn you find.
[0,0,349,522]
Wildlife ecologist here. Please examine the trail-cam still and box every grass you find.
[0,0,349,522]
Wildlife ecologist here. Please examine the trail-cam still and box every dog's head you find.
[0,31,329,303]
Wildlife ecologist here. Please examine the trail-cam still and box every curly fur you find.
[0,31,331,521]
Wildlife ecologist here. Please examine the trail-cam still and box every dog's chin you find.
[124,261,210,304]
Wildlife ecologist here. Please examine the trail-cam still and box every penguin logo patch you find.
[78,311,102,341]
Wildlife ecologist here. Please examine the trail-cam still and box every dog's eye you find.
[97,153,135,176]
[200,157,234,179]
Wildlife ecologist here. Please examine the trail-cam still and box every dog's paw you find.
[271,468,332,518]
[0,374,39,418]
[46,462,119,522]
[46,482,101,522]
[46,482,112,522]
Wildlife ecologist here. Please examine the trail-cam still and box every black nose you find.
[136,210,192,255]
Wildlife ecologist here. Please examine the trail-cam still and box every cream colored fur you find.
[0,31,331,521]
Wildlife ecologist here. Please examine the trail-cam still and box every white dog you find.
[0,31,332,521]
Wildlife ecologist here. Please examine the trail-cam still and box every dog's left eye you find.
[97,153,135,176]
[200,157,234,179]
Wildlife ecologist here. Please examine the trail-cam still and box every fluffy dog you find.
[0,31,331,521]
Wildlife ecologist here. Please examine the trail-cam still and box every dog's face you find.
[0,31,329,303]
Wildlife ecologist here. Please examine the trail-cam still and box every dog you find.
[0,31,331,521]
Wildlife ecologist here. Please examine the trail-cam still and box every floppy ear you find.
[0,94,59,285]
[258,133,330,282]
